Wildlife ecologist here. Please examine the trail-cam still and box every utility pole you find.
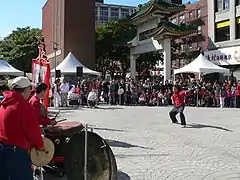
[51,41,59,82]
[51,41,59,108]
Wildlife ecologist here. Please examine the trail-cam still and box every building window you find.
[215,20,230,42]
[110,7,119,20]
[216,0,223,12]
[95,6,99,21]
[179,15,185,24]
[237,17,240,39]
[121,8,130,18]
[197,26,202,34]
[189,12,193,19]
[171,18,177,24]
[223,0,229,9]
[197,9,201,18]
[180,45,185,52]
[100,6,109,24]
[236,0,240,6]
[215,0,229,12]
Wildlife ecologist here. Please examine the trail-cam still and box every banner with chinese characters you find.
[32,59,50,109]
[204,46,240,65]
[32,37,50,109]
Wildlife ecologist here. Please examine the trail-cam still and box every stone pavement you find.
[45,106,240,180]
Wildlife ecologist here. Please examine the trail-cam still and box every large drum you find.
[44,121,117,180]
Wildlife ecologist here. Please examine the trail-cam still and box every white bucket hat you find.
[11,76,31,88]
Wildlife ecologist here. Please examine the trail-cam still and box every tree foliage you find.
[96,20,136,78]
[136,52,163,75]
[0,27,41,72]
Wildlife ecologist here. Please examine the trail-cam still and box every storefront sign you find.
[204,46,240,65]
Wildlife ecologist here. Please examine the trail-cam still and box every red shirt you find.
[29,96,51,126]
[0,91,43,151]
[171,91,186,107]
[236,85,240,96]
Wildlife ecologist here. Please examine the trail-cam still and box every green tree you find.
[95,20,136,78]
[136,52,163,76]
[0,27,41,72]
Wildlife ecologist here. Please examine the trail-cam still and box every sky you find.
[0,0,196,38]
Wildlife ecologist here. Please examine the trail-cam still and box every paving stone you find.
[45,106,240,180]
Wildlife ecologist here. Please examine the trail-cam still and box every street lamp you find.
[51,41,59,82]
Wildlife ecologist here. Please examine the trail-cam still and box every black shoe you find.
[172,121,179,124]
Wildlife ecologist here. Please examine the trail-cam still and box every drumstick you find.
[57,119,67,123]
[54,110,60,119]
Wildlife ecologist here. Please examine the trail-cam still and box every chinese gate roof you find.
[148,20,197,39]
[131,0,185,21]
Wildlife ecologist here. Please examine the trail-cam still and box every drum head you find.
[30,138,55,167]
[64,132,117,180]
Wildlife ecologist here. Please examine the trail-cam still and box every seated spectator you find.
[157,91,163,106]
[87,88,98,108]
[162,92,168,106]
[149,89,157,106]
[138,91,146,105]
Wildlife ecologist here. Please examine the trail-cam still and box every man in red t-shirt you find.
[0,76,44,180]
[169,85,188,128]
[29,83,57,126]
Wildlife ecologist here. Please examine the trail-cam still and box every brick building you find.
[170,0,208,68]
[42,0,95,69]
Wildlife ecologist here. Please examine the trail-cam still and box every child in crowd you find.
[169,85,188,128]
[162,92,168,106]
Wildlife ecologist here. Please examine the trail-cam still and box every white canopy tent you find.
[173,54,230,75]
[0,60,24,76]
[51,52,101,76]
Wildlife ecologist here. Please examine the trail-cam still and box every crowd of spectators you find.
[74,78,240,108]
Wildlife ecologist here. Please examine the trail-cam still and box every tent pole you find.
[198,73,201,80]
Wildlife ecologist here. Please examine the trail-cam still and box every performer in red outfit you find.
[0,76,44,180]
[29,83,57,126]
[169,85,188,128]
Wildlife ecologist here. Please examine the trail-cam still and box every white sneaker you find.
[181,125,186,128]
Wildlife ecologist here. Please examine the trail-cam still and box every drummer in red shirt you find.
[29,83,57,126]
[0,76,44,180]
[169,85,189,128]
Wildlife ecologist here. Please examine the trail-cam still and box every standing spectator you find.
[236,81,240,108]
[220,85,226,108]
[225,87,233,107]
[60,79,69,107]
[53,79,61,108]
[102,80,110,103]
[213,82,221,107]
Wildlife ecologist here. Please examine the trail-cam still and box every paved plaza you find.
[46,106,240,180]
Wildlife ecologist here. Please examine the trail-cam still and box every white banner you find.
[204,46,240,65]
[33,63,47,85]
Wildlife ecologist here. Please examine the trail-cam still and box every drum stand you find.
[84,124,94,180]
[33,167,44,180]
[84,124,88,180]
